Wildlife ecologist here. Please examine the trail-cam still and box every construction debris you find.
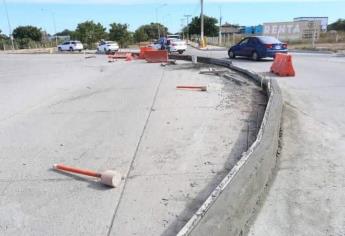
[199,68,228,76]
[222,74,249,85]
[160,60,177,67]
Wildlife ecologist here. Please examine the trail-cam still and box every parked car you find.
[228,36,288,60]
[57,41,83,52]
[97,41,119,53]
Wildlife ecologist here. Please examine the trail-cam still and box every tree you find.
[13,25,42,41]
[109,23,132,48]
[73,21,107,48]
[134,28,149,42]
[328,19,345,31]
[185,15,219,37]
[134,23,168,42]
[55,29,74,36]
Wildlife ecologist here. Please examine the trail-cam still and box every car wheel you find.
[58,47,62,52]
[252,51,259,61]
[228,50,236,59]
[69,47,74,52]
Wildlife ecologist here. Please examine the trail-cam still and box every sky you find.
[1,0,344,35]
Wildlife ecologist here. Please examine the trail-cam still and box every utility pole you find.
[184,14,191,43]
[42,8,58,46]
[52,11,58,46]
[200,0,204,47]
[155,3,167,39]
[180,19,185,40]
[3,0,14,50]
[218,6,222,46]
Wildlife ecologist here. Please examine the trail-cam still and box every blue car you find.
[228,36,288,61]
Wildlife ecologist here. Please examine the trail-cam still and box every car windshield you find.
[106,41,116,44]
[257,36,282,44]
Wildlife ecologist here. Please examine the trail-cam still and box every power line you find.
[2,0,14,50]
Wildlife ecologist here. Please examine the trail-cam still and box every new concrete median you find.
[170,55,283,236]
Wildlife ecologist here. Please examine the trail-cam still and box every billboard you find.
[263,21,321,41]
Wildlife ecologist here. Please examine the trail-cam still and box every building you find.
[244,25,263,35]
[220,23,241,37]
[294,17,328,32]
[263,21,321,41]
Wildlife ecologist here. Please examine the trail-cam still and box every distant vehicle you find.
[57,40,83,52]
[150,38,186,54]
[97,41,119,53]
[167,34,181,40]
[228,36,288,60]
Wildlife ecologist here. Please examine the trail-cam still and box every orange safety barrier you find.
[144,50,168,63]
[270,53,295,77]
[139,47,156,59]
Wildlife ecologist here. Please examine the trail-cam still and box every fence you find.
[203,31,345,48]
[0,39,58,51]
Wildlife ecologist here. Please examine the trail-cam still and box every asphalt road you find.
[186,47,345,235]
[0,54,265,236]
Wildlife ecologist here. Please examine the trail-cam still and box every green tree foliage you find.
[134,23,168,42]
[328,19,345,31]
[73,21,107,48]
[109,23,132,48]
[13,25,42,41]
[55,29,74,36]
[185,15,219,37]
[12,25,42,49]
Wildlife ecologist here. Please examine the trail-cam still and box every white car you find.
[97,41,119,53]
[150,39,187,54]
[57,41,83,52]
[168,39,187,54]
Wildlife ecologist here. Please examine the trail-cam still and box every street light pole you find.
[42,8,58,46]
[155,3,167,39]
[219,6,222,46]
[184,14,191,43]
[200,0,204,47]
[52,12,58,46]
[3,0,14,50]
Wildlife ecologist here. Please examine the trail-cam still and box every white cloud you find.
[4,0,343,4]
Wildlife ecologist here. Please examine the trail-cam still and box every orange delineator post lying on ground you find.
[144,50,168,63]
[270,53,295,77]
[139,47,156,59]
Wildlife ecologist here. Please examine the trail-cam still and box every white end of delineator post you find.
[100,170,122,188]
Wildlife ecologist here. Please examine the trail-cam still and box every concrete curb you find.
[289,49,334,54]
[169,54,283,236]
[187,43,227,52]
